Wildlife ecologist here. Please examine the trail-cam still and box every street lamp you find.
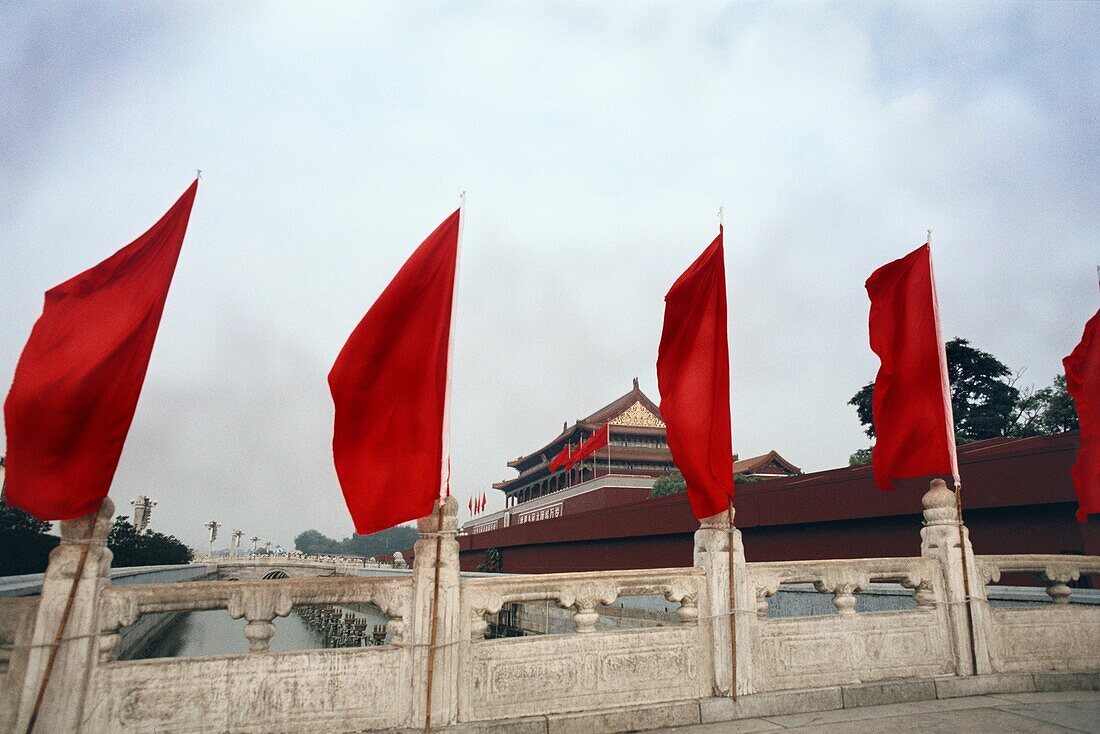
[131,495,156,533]
[250,536,260,554]
[205,520,221,558]
[231,529,243,558]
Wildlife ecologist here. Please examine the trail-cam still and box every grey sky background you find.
[1,2,1097,550]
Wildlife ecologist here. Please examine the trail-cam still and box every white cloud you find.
[2,2,1096,547]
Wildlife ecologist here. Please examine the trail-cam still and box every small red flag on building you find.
[468,497,473,515]
[4,181,198,520]
[329,209,460,535]
[549,444,571,472]
[480,491,487,513]
[571,424,609,466]
[865,243,957,490]
[656,227,734,520]
[1064,308,1100,522]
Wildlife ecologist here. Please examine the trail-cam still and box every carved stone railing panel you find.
[975,554,1100,605]
[973,554,1100,675]
[458,567,711,721]
[461,567,705,636]
[749,557,945,617]
[97,576,413,660]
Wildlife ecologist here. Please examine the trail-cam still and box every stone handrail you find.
[975,554,1100,604]
[98,576,412,658]
[748,556,942,616]
[462,567,704,636]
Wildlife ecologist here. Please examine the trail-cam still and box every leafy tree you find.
[650,473,686,498]
[0,497,59,575]
[850,338,1019,442]
[294,526,418,558]
[849,337,1079,452]
[848,448,872,467]
[108,515,193,567]
[1041,374,1079,434]
[477,547,502,573]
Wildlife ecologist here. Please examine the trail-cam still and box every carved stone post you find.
[409,495,461,728]
[694,508,754,697]
[920,479,991,675]
[14,499,115,734]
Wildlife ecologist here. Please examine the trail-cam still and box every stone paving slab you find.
[999,702,1100,734]
[652,695,1100,733]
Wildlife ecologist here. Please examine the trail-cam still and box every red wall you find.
[458,433,1097,574]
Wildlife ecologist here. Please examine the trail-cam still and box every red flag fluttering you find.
[4,181,198,520]
[468,497,473,516]
[656,227,734,520]
[329,210,460,535]
[549,444,571,472]
[1064,308,1100,522]
[865,243,957,490]
[571,424,609,466]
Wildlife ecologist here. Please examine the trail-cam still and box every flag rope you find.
[423,500,444,734]
[727,499,738,699]
[954,480,980,675]
[24,501,100,734]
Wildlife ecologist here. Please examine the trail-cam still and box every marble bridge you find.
[1,480,1098,733]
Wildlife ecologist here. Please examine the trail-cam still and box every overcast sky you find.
[2,2,1097,550]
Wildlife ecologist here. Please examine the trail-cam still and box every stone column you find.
[920,479,991,675]
[14,498,115,734]
[694,507,754,697]
[408,495,461,728]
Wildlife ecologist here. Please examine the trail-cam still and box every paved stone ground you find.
[656,691,1100,733]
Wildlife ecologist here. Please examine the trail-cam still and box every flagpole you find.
[718,206,737,698]
[425,193,464,733]
[928,232,979,676]
[25,501,100,734]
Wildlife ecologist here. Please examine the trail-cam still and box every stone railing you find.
[459,567,709,721]
[2,481,1098,733]
[747,557,956,691]
[975,553,1100,675]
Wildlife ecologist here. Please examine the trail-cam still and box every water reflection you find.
[128,605,388,660]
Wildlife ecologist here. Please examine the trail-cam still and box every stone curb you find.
[394,671,1100,734]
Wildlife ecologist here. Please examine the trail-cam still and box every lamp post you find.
[131,495,157,533]
[231,529,243,558]
[205,520,221,558]
[250,536,260,554]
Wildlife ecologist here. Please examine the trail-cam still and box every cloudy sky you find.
[2,2,1097,549]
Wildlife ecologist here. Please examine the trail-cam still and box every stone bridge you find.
[1,481,1097,734]
[198,556,382,581]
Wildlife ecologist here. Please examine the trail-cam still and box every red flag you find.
[468,497,473,515]
[1064,308,1100,522]
[656,227,734,520]
[329,210,459,535]
[865,243,957,490]
[4,181,198,520]
[571,424,609,466]
[480,491,486,513]
[549,444,571,472]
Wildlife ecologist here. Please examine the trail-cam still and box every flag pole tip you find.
[196,169,202,180]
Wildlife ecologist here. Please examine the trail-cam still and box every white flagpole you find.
[427,193,464,734]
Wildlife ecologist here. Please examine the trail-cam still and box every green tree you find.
[294,526,419,558]
[848,448,872,467]
[0,497,60,575]
[107,515,193,567]
[1041,374,1079,434]
[850,338,1019,442]
[650,473,686,498]
[476,547,502,573]
[849,339,1080,453]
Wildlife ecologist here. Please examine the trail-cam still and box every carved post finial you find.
[922,478,956,525]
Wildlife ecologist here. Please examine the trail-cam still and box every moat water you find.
[129,606,389,659]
